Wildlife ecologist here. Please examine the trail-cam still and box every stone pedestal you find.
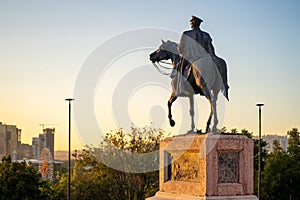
[147,134,258,200]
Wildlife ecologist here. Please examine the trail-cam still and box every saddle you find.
[173,61,204,97]
[174,56,229,100]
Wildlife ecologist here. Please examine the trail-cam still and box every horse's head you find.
[149,40,177,63]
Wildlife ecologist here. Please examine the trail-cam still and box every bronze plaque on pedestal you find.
[218,152,239,183]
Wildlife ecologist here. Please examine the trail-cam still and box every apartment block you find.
[31,128,55,159]
[0,122,21,158]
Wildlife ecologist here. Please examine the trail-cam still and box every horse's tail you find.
[212,56,229,101]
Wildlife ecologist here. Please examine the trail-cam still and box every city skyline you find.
[0,122,55,159]
[1,1,300,149]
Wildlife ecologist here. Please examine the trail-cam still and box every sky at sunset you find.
[1,0,300,150]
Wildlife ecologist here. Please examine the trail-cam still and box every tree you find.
[72,125,167,200]
[47,174,68,200]
[253,138,268,170]
[262,142,291,200]
[218,126,227,133]
[262,128,300,200]
[240,128,253,138]
[0,156,42,200]
[287,128,300,157]
[252,138,268,197]
[287,128,300,199]
[230,128,238,134]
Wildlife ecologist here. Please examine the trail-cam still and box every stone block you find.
[146,133,257,200]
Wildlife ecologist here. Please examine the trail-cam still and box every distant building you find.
[55,150,81,161]
[254,134,288,153]
[31,128,55,160]
[0,122,56,161]
[32,137,40,159]
[17,143,31,160]
[54,150,69,161]
[30,128,57,181]
[0,122,61,181]
[0,122,21,159]
[263,135,288,153]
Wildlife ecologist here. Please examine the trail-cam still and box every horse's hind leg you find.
[168,92,177,127]
[205,92,214,133]
[211,92,219,132]
[188,96,195,133]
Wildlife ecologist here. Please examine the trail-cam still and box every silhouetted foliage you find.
[262,128,300,200]
[71,125,167,200]
[0,156,42,200]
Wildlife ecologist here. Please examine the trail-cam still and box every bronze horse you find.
[149,40,229,133]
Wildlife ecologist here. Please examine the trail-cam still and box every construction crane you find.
[39,124,58,132]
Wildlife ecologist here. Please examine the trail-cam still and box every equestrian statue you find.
[149,16,229,133]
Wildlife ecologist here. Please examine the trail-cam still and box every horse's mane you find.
[163,40,178,54]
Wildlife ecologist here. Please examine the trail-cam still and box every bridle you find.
[152,60,173,76]
[151,48,173,76]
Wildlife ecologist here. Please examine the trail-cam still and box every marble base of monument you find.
[146,133,258,200]
[147,192,258,200]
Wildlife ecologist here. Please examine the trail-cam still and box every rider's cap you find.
[190,16,203,23]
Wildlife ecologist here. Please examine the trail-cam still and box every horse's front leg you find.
[188,96,195,133]
[168,92,177,127]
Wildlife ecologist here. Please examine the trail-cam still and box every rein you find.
[152,61,173,76]
[158,60,173,66]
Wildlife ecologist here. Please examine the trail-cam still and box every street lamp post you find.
[256,103,264,200]
[65,98,74,200]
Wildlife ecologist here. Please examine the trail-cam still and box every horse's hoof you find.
[196,129,203,134]
[205,127,211,133]
[186,130,195,134]
[170,119,175,127]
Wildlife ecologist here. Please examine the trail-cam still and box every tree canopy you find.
[0,156,42,200]
[71,126,167,200]
[262,128,300,200]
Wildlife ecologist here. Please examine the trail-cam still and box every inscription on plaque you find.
[218,152,239,183]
